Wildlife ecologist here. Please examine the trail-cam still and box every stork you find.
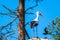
[30,11,43,38]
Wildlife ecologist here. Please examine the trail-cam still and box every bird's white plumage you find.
[33,11,40,21]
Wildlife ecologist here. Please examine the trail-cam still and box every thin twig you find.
[25,12,34,14]
[0,17,17,30]
[10,36,18,39]
[24,22,29,26]
[2,5,17,16]
[6,32,15,37]
[0,12,16,18]
[25,4,38,11]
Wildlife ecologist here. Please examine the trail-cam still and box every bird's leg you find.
[36,27,38,38]
[33,28,35,38]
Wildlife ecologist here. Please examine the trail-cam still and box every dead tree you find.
[18,0,39,40]
[0,0,43,40]
[18,0,25,40]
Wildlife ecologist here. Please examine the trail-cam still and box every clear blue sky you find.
[25,0,60,40]
[0,0,60,40]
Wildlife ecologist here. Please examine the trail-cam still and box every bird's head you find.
[36,11,43,17]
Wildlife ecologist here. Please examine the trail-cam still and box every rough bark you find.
[18,0,25,40]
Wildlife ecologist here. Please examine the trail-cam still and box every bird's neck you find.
[33,14,39,21]
[36,14,39,20]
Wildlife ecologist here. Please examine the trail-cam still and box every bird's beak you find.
[39,13,44,17]
[39,13,43,17]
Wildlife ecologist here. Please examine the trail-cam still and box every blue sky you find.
[0,0,60,40]
[25,0,60,40]
[0,0,19,40]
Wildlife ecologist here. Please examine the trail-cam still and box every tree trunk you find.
[18,0,25,40]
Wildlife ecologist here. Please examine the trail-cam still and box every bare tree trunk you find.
[18,0,25,40]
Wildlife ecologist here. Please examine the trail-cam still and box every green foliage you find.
[46,17,60,40]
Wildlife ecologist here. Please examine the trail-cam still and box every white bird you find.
[33,11,40,21]
[30,11,43,28]
[30,11,43,38]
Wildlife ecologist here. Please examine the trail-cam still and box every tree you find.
[0,0,43,40]
[43,17,60,40]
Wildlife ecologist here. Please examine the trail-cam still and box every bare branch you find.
[0,38,2,40]
[35,0,43,3]
[0,12,16,18]
[2,5,17,16]
[6,33,15,37]
[1,30,16,40]
[25,12,34,14]
[0,30,16,39]
[25,4,38,11]
[24,29,30,39]
[10,36,18,39]
[0,17,17,30]
[24,22,29,26]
